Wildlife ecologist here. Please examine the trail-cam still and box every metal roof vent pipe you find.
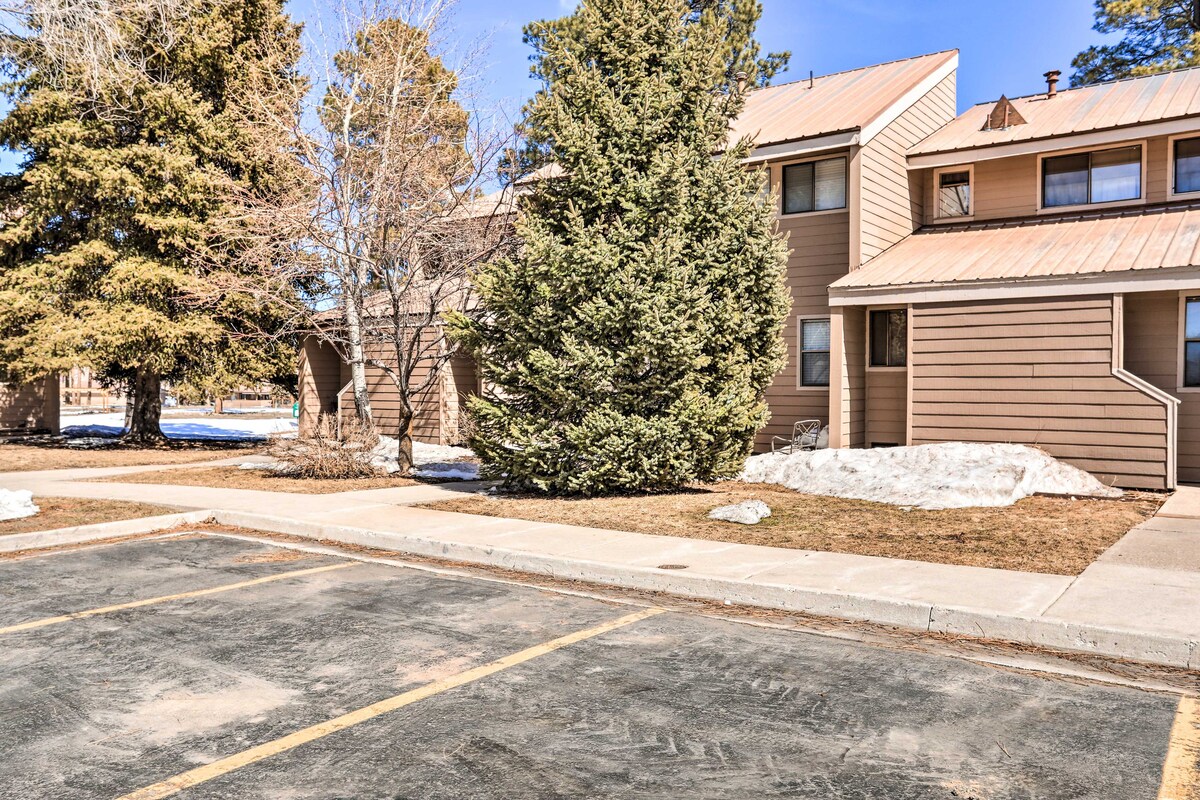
[735,71,748,93]
[1044,69,1061,99]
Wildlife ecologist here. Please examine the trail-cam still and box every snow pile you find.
[739,442,1121,510]
[0,489,39,521]
[61,412,297,441]
[369,437,480,480]
[708,500,771,525]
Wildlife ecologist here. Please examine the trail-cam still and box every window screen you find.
[799,318,830,387]
[1043,146,1140,208]
[1176,138,1200,194]
[782,157,846,214]
[1186,298,1200,387]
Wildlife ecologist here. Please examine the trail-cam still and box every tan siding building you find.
[0,377,59,435]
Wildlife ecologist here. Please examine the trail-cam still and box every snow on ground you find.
[61,412,298,442]
[0,489,39,521]
[240,437,481,480]
[370,437,479,479]
[739,442,1121,510]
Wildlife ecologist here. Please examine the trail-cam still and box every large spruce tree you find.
[0,0,303,440]
[452,0,791,495]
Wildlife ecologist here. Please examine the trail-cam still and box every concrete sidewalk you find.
[5,467,1199,669]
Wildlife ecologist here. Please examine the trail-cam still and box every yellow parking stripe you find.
[1160,695,1200,800]
[0,562,358,635]
[117,606,665,800]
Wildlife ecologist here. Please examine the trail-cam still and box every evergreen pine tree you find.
[0,0,303,440]
[451,0,790,495]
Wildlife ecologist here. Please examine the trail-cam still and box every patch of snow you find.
[61,412,298,442]
[239,461,287,471]
[708,499,771,525]
[0,489,39,521]
[368,437,479,480]
[739,442,1121,510]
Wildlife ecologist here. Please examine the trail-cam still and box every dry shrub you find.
[270,414,382,479]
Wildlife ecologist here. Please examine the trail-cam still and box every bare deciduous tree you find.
[227,0,515,472]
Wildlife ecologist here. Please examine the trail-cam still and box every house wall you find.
[297,337,343,436]
[866,368,907,447]
[1123,291,1200,483]
[919,134,1175,224]
[909,294,1173,490]
[859,71,956,264]
[0,377,59,435]
[755,161,851,450]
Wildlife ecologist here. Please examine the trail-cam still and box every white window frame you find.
[1176,292,1200,393]
[796,315,831,390]
[865,305,908,372]
[777,153,849,218]
[1037,140,1148,214]
[1167,133,1200,200]
[932,164,974,223]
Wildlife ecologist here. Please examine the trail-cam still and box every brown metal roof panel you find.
[831,203,1200,290]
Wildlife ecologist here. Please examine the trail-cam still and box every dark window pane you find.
[783,162,814,214]
[1187,341,1200,387]
[870,310,889,367]
[1043,153,1089,207]
[887,309,908,366]
[801,319,830,351]
[1178,138,1200,194]
[1187,299,1200,341]
[1090,146,1141,203]
[802,352,830,386]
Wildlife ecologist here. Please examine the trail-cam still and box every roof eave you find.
[907,114,1200,168]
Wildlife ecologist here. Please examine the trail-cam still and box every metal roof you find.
[729,50,958,148]
[830,203,1200,290]
[909,66,1200,157]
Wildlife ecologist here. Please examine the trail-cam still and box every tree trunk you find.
[124,367,165,443]
[214,395,224,414]
[344,298,373,427]
[396,412,415,475]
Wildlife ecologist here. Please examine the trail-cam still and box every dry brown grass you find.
[95,466,422,494]
[0,498,178,535]
[0,442,260,472]
[422,481,1163,575]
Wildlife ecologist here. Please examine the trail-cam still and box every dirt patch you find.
[233,549,315,564]
[0,441,259,472]
[420,482,1163,575]
[0,498,179,535]
[93,466,424,494]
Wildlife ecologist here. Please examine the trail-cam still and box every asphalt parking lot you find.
[0,532,1194,799]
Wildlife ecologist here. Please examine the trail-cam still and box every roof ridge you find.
[967,63,1200,108]
[752,49,958,93]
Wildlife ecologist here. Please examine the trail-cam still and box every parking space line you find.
[1160,695,1200,800]
[116,606,665,800]
[0,562,358,635]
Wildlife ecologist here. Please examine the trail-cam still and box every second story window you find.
[1043,145,1141,208]
[936,169,971,218]
[1175,137,1200,195]
[783,157,847,214]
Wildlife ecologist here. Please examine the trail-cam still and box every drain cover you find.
[656,564,688,570]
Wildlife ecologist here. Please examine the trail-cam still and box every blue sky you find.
[431,0,1112,113]
[0,1,1113,173]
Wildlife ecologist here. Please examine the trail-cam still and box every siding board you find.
[910,295,1172,489]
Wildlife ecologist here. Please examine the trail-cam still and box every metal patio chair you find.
[771,419,821,454]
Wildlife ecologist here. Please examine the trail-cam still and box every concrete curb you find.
[209,510,1200,670]
[0,510,213,554]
